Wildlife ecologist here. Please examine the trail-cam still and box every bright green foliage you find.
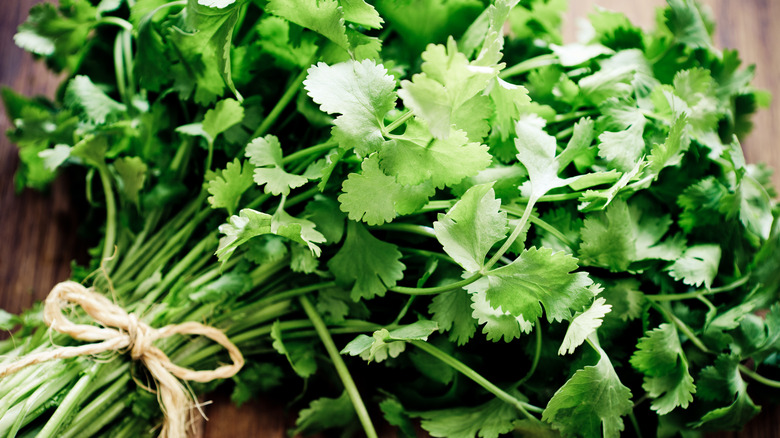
[246,135,309,196]
[328,221,404,300]
[398,38,496,139]
[271,320,318,378]
[418,397,519,438]
[202,98,244,140]
[433,183,508,272]
[267,0,350,51]
[646,115,691,177]
[304,60,397,155]
[668,244,722,289]
[64,76,125,125]
[378,124,491,188]
[339,155,403,225]
[271,206,326,256]
[514,117,575,201]
[341,320,438,362]
[631,324,696,414]
[597,117,646,172]
[559,298,612,355]
[113,157,148,207]
[207,159,254,214]
[543,343,633,438]
[694,354,760,429]
[429,288,478,346]
[292,391,356,436]
[467,247,595,323]
[470,282,533,342]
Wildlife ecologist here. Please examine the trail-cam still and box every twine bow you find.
[0,281,244,438]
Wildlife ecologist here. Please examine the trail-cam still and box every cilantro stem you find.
[420,200,456,212]
[253,281,338,308]
[484,199,536,271]
[514,323,542,388]
[500,54,559,79]
[113,35,128,108]
[252,67,308,139]
[383,109,414,135]
[284,185,320,209]
[628,411,643,438]
[388,273,482,295]
[372,223,436,239]
[282,139,338,165]
[97,166,118,269]
[409,340,543,420]
[96,17,134,31]
[37,363,100,438]
[504,205,575,249]
[299,296,378,438]
[554,125,575,140]
[738,364,780,389]
[646,276,750,302]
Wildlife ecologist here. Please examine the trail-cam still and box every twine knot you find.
[0,281,244,438]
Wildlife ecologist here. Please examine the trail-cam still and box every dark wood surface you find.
[1,1,779,437]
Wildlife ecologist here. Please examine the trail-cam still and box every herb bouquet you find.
[2,0,780,437]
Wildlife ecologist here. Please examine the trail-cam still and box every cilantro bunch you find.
[2,0,780,437]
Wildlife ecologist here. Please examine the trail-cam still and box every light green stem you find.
[410,340,543,420]
[500,54,559,79]
[97,166,118,269]
[388,273,482,296]
[484,198,536,271]
[647,276,750,302]
[299,296,378,438]
[738,364,780,389]
[282,139,338,165]
[252,67,308,139]
[383,109,414,135]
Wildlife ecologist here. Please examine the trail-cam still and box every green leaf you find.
[230,362,283,407]
[271,320,318,378]
[202,98,244,140]
[429,288,478,346]
[664,0,713,48]
[433,183,508,272]
[630,324,696,415]
[267,0,350,51]
[397,38,496,139]
[379,399,417,438]
[64,76,125,125]
[378,124,491,189]
[305,60,397,155]
[246,135,308,196]
[694,354,760,430]
[667,244,721,289]
[113,156,148,207]
[646,114,691,177]
[470,286,533,342]
[543,341,633,438]
[0,310,21,331]
[559,298,612,355]
[418,397,519,438]
[467,247,595,323]
[38,144,72,172]
[328,221,405,301]
[600,279,643,322]
[341,0,383,29]
[341,321,438,362]
[514,117,576,201]
[216,209,273,263]
[207,158,254,214]
[271,205,326,257]
[597,118,646,172]
[292,391,356,436]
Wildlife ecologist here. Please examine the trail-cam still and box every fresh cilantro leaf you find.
[559,297,612,355]
[429,288,478,346]
[292,391,356,436]
[600,279,644,322]
[216,209,273,263]
[433,183,508,272]
[470,286,533,342]
[398,38,496,139]
[630,324,696,414]
[272,206,326,257]
[341,320,438,362]
[341,0,383,29]
[113,156,148,207]
[543,340,633,438]
[271,320,318,378]
[667,244,722,289]
[207,158,254,214]
[305,60,397,156]
[246,135,308,196]
[550,43,613,67]
[467,247,595,323]
[267,0,350,51]
[64,76,125,125]
[378,123,492,188]
[418,397,519,438]
[380,399,417,438]
[695,354,760,429]
[328,221,405,301]
[202,98,244,140]
[597,118,647,172]
[664,0,713,49]
[514,117,579,201]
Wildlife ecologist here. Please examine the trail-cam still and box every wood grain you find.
[1,1,779,437]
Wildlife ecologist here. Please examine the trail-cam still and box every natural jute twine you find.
[0,281,244,438]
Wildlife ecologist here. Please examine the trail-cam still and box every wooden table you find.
[1,1,778,437]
